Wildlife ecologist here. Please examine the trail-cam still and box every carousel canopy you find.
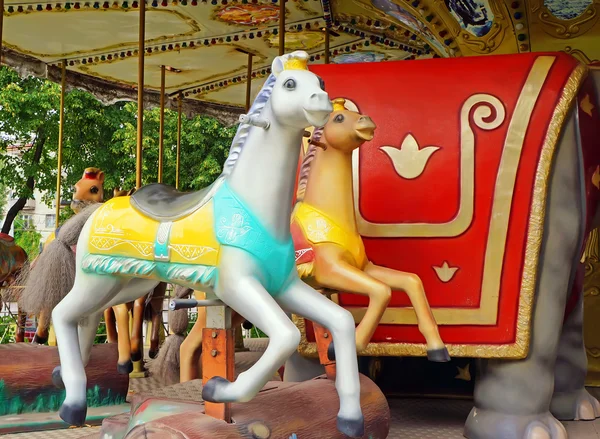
[2,0,599,123]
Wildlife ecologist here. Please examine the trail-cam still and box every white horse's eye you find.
[283,78,296,90]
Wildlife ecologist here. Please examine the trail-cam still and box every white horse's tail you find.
[18,203,102,316]
[148,285,193,385]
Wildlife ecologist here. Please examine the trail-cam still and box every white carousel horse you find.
[50,51,365,437]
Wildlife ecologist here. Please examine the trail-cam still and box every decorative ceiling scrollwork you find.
[530,0,600,39]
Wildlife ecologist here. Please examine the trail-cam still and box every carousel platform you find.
[3,339,600,438]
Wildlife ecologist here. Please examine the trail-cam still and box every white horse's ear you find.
[272,55,287,77]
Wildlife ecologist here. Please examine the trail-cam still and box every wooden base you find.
[98,374,389,438]
[0,343,128,434]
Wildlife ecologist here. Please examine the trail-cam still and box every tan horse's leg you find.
[180,291,206,383]
[313,247,390,352]
[148,283,167,359]
[131,296,146,362]
[32,311,50,344]
[180,291,246,383]
[113,303,134,374]
[104,307,118,344]
[364,263,448,360]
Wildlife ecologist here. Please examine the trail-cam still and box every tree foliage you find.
[13,217,42,260]
[0,66,237,231]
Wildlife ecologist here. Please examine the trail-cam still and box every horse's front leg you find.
[364,263,448,361]
[202,253,299,403]
[276,277,364,438]
[313,246,389,352]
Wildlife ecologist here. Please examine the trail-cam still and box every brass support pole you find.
[278,0,285,56]
[136,0,146,189]
[54,60,66,228]
[245,53,253,112]
[0,0,4,65]
[324,28,330,64]
[158,65,165,183]
[176,92,182,190]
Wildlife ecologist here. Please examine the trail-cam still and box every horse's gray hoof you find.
[117,360,133,375]
[202,376,231,403]
[52,366,64,389]
[32,334,48,345]
[327,342,335,361]
[427,347,451,362]
[337,414,365,438]
[59,402,87,426]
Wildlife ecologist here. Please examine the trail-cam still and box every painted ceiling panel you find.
[3,9,198,60]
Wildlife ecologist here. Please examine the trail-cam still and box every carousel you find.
[1,0,600,438]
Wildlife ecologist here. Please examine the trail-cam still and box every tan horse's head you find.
[316,98,376,154]
[71,167,105,214]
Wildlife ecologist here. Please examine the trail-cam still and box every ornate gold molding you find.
[531,1,600,39]
[563,46,599,65]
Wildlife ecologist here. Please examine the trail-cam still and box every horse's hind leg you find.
[104,307,118,344]
[32,310,50,344]
[130,296,145,363]
[550,285,600,420]
[52,272,125,426]
[180,291,206,383]
[364,263,447,360]
[78,311,103,366]
[277,278,363,437]
[149,283,167,359]
[113,303,134,374]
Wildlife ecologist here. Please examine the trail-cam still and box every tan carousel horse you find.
[19,167,105,344]
[162,98,448,384]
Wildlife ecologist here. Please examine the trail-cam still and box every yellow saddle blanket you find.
[292,202,367,268]
[87,195,220,266]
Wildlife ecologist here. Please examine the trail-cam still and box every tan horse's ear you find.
[97,171,105,184]
[113,187,121,197]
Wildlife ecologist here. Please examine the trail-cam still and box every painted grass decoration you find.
[0,380,126,416]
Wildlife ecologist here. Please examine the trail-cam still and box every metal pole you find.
[279,0,285,56]
[245,53,253,112]
[0,0,4,65]
[176,92,182,190]
[158,65,165,183]
[55,61,66,228]
[324,28,330,64]
[136,0,146,189]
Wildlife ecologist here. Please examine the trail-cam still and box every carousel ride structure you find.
[50,51,389,438]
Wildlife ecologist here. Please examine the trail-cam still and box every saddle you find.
[0,233,14,244]
[130,178,224,222]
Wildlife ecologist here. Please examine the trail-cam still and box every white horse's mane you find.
[221,73,277,176]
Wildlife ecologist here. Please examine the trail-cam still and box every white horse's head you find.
[269,51,332,128]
